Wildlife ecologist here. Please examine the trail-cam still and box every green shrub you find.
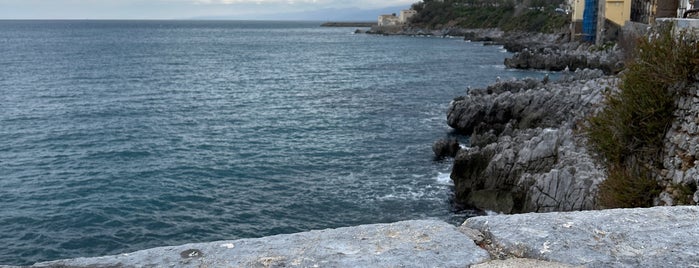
[597,165,661,208]
[670,182,697,205]
[501,9,569,33]
[587,25,699,208]
[409,0,568,33]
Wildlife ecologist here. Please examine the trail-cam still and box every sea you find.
[0,20,553,265]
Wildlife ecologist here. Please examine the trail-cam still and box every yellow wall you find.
[605,0,632,26]
[572,0,585,21]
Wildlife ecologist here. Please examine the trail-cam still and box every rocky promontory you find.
[503,42,624,75]
[445,69,612,213]
[367,26,624,74]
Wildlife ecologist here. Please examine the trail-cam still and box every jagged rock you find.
[446,70,611,213]
[433,138,461,159]
[504,43,624,75]
[459,28,505,41]
[463,206,699,267]
[367,26,618,74]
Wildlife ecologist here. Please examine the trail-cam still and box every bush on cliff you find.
[587,26,699,208]
[409,0,568,33]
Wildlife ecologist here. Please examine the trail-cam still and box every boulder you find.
[463,206,699,267]
[433,138,461,159]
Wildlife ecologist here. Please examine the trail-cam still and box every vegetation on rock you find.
[587,26,699,208]
[409,0,569,33]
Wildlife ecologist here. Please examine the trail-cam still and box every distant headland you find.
[320,22,376,27]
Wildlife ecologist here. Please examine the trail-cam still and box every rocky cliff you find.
[443,69,612,213]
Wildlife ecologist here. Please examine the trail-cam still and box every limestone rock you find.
[446,70,611,213]
[504,42,624,75]
[463,206,699,267]
[472,258,582,268]
[30,220,490,268]
[433,138,461,159]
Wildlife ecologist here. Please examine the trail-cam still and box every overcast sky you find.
[0,0,415,20]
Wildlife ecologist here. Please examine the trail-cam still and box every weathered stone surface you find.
[472,258,581,268]
[29,220,490,268]
[447,70,610,213]
[12,207,699,268]
[463,206,699,267]
[656,82,699,205]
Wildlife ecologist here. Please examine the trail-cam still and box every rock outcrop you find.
[461,30,624,75]
[504,42,624,75]
[366,26,623,74]
[446,70,611,213]
[433,138,461,159]
[444,29,624,75]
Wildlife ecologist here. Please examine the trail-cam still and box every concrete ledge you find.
[463,206,699,267]
[655,18,699,36]
[11,206,699,268]
[28,220,490,268]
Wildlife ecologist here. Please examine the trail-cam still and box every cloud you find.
[194,0,316,3]
[192,0,413,8]
[0,0,415,19]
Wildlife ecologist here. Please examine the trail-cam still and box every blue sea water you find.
[0,20,552,265]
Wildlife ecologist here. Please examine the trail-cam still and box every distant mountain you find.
[194,5,411,21]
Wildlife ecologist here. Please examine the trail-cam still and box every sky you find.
[0,0,415,20]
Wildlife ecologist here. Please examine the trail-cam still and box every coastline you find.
[364,25,624,74]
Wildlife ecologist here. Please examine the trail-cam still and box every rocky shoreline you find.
[436,69,610,213]
[431,25,699,212]
[366,26,624,74]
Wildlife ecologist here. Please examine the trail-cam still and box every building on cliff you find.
[572,0,694,44]
[399,9,417,24]
[377,9,416,27]
[378,13,401,26]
